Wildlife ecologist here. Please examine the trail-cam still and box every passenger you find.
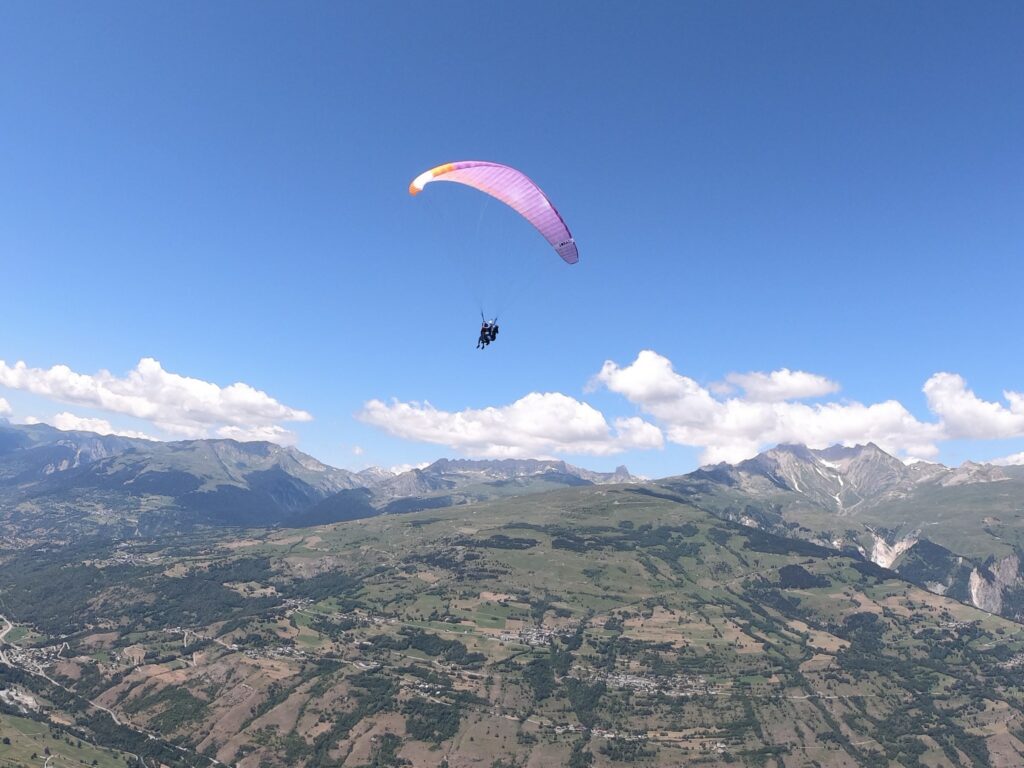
[477,321,491,349]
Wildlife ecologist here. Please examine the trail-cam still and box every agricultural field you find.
[0,711,136,768]
[4,485,1024,767]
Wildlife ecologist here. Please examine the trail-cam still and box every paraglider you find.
[409,161,577,347]
[476,317,499,349]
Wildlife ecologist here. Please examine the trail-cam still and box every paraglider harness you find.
[477,314,499,349]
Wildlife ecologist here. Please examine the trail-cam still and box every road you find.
[0,613,16,665]
[0,612,226,767]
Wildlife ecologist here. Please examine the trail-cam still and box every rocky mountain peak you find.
[611,465,632,481]
[830,443,909,500]
[682,441,1020,517]
[940,461,1009,487]
[704,442,918,512]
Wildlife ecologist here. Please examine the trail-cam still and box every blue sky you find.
[2,2,1023,476]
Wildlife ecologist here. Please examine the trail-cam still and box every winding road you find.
[0,613,15,665]
[0,612,226,767]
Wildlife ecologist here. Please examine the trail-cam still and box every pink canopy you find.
[410,161,578,264]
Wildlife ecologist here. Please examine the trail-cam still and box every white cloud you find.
[0,397,10,417]
[215,424,300,446]
[358,391,664,459]
[362,350,1024,467]
[991,452,1024,467]
[923,372,1024,440]
[595,350,944,464]
[351,445,365,456]
[0,357,311,444]
[51,411,154,440]
[389,462,431,474]
[724,369,839,402]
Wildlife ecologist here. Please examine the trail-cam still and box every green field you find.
[0,712,135,768]
[3,485,1024,766]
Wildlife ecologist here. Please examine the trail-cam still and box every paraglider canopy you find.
[409,160,578,264]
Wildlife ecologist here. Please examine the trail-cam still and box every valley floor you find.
[4,487,1024,767]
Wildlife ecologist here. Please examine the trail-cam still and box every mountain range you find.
[4,420,1024,622]
[6,421,1024,763]
[5,464,1023,767]
[658,442,1024,620]
[0,422,634,538]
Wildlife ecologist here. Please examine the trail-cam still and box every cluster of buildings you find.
[243,645,307,660]
[549,722,647,742]
[91,550,157,568]
[110,549,155,565]
[999,651,1024,669]
[498,622,578,646]
[938,619,975,630]
[410,680,447,697]
[280,597,313,614]
[304,607,396,628]
[599,670,715,698]
[2,642,67,675]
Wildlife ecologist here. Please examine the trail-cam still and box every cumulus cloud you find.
[215,424,301,445]
[991,452,1024,467]
[923,373,1024,440]
[0,397,10,417]
[357,350,1024,466]
[388,462,432,474]
[0,357,311,445]
[723,369,840,402]
[595,351,946,464]
[50,411,154,440]
[358,391,664,458]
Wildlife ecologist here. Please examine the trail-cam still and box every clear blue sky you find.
[2,2,1023,475]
